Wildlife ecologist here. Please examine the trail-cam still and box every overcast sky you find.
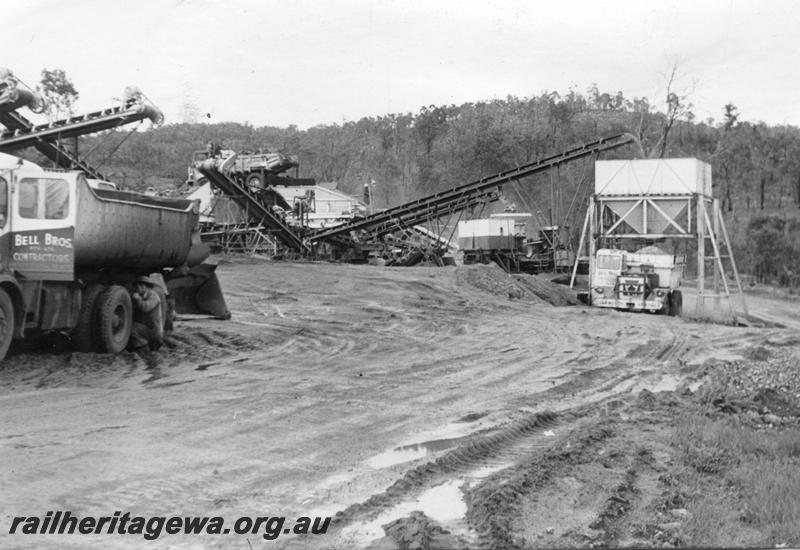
[3,0,799,129]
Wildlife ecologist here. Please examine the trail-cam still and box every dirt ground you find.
[2,258,800,549]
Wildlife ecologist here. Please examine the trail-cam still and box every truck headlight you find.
[593,287,604,294]
[656,290,664,297]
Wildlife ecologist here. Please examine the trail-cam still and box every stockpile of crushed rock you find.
[454,264,579,306]
[695,343,800,426]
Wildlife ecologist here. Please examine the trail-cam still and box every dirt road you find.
[1,259,796,549]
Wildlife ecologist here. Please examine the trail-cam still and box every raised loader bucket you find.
[166,263,231,320]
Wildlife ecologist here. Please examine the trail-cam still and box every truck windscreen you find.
[19,178,69,220]
[597,254,622,271]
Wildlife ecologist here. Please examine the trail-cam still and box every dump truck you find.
[589,246,684,316]
[0,153,229,361]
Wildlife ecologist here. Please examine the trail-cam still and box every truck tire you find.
[0,289,15,361]
[153,284,174,333]
[246,172,263,193]
[94,285,132,354]
[72,283,105,352]
[669,290,683,317]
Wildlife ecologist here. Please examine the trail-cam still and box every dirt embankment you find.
[1,258,798,550]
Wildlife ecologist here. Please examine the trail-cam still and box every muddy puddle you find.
[367,418,498,469]
[367,436,469,468]
[339,479,481,547]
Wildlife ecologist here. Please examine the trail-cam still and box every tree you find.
[722,103,739,130]
[38,68,78,121]
[37,68,80,161]
[653,63,694,158]
[746,215,790,283]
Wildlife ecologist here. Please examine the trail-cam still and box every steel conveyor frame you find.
[310,133,635,243]
[197,156,310,253]
[0,98,163,180]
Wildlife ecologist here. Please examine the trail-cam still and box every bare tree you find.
[649,61,695,158]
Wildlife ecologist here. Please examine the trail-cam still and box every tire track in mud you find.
[315,410,563,541]
[588,468,638,547]
[0,328,262,390]
[538,335,697,408]
[231,300,428,365]
[464,419,617,550]
[232,297,503,377]
[677,329,783,367]
[624,335,689,365]
[655,336,688,363]
[265,326,358,360]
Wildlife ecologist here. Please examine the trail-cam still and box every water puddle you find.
[630,373,703,394]
[416,481,466,522]
[646,374,684,393]
[367,446,428,468]
[367,435,470,469]
[367,420,496,469]
[339,480,468,543]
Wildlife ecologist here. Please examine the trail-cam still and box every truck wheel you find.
[94,285,132,354]
[0,289,15,361]
[669,290,683,317]
[72,283,105,352]
[246,172,263,193]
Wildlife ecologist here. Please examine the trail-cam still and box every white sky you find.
[3,0,799,129]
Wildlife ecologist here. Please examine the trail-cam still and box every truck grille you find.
[618,277,645,296]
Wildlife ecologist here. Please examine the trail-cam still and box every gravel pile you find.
[514,273,581,306]
[695,345,800,426]
[455,264,579,306]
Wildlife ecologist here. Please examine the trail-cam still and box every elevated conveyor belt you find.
[197,156,310,253]
[311,133,635,243]
[0,98,163,180]
[0,108,106,179]
[0,99,162,150]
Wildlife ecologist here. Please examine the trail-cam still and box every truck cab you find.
[0,160,81,357]
[590,247,684,316]
[0,157,78,280]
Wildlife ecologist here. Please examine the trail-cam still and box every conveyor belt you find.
[197,156,310,253]
[0,98,163,180]
[0,99,162,149]
[311,133,635,243]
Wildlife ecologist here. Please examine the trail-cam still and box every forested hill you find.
[43,88,800,284]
